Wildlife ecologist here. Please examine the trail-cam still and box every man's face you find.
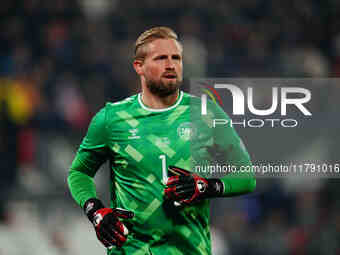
[141,39,183,97]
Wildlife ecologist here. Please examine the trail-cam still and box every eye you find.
[154,55,167,60]
[172,55,181,60]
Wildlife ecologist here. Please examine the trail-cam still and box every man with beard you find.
[67,27,256,255]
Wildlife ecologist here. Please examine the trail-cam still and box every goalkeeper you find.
[67,26,256,255]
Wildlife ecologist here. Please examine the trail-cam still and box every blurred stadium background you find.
[1,0,340,254]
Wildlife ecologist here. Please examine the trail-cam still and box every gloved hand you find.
[164,166,224,206]
[84,198,134,249]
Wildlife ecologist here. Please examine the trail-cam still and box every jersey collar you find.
[138,91,183,112]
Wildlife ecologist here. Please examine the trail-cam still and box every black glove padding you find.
[165,166,224,206]
[84,198,134,248]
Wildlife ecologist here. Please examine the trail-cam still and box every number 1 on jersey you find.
[159,154,168,184]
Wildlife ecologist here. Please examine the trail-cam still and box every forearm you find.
[67,145,108,207]
[68,169,97,207]
[67,106,109,207]
[220,171,256,197]
[215,136,256,197]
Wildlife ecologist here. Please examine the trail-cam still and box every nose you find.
[165,59,175,70]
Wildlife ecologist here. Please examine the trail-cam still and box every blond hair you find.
[134,26,180,60]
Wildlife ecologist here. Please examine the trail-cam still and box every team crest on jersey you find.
[128,129,140,139]
[177,122,196,141]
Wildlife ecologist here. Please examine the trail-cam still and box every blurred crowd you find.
[1,0,340,254]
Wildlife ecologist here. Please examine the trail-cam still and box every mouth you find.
[163,73,177,79]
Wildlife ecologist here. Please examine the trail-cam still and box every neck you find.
[141,89,179,109]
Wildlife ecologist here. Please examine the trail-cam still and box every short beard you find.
[146,79,181,97]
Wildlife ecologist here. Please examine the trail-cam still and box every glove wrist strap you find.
[206,179,224,198]
[83,198,105,222]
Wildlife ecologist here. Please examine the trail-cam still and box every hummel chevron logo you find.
[128,129,141,139]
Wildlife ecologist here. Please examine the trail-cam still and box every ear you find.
[133,59,144,76]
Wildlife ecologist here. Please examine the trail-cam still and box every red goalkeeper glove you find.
[164,166,224,206]
[84,198,134,249]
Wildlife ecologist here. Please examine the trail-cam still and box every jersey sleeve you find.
[211,103,256,197]
[67,106,109,207]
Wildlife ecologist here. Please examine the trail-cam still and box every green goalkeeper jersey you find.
[68,91,255,255]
